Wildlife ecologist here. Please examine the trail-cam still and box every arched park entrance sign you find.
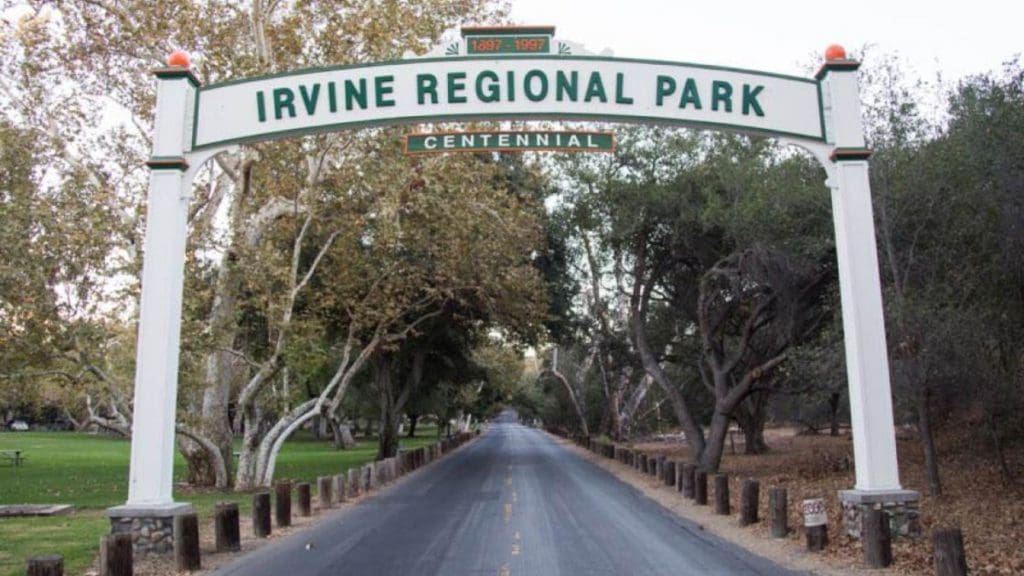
[110,26,918,543]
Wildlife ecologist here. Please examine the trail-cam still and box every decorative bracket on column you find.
[830,147,873,162]
[146,156,190,171]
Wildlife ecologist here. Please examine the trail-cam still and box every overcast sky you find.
[508,0,1022,81]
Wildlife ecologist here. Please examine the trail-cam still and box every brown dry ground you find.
[564,424,1024,576]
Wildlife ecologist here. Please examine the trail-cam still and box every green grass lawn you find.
[0,429,441,576]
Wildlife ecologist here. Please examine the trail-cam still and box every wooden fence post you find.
[174,512,201,571]
[664,461,676,487]
[99,533,132,576]
[275,482,292,527]
[862,508,892,568]
[296,482,311,517]
[333,473,347,503]
[26,556,63,576]
[214,502,241,552]
[740,479,760,526]
[317,476,333,510]
[694,471,708,505]
[253,492,271,537]
[347,469,360,497]
[682,464,696,499]
[932,527,968,576]
[714,474,731,515]
[769,487,788,538]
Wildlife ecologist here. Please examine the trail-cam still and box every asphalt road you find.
[216,416,802,576]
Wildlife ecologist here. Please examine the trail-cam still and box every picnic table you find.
[0,449,25,466]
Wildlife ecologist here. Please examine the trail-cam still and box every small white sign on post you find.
[802,498,828,527]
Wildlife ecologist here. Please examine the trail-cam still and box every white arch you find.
[109,56,917,524]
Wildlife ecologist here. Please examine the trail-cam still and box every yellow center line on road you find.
[499,564,510,576]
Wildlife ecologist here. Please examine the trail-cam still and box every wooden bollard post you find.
[863,508,892,568]
[664,461,676,487]
[740,479,760,526]
[932,527,968,576]
[317,476,333,509]
[275,482,292,527]
[253,492,272,537]
[100,533,132,576]
[333,473,347,503]
[348,469,360,497]
[655,455,665,478]
[26,555,63,576]
[714,474,731,515]
[769,487,788,538]
[694,471,708,505]
[802,498,828,551]
[214,502,241,552]
[682,464,696,499]
[174,512,201,571]
[296,482,312,517]
[362,461,374,487]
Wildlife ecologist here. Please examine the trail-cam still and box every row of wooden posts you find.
[25,432,476,576]
[579,437,969,576]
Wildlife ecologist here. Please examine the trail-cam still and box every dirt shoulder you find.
[555,427,1024,576]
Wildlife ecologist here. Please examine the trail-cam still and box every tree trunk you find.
[734,393,769,455]
[407,413,418,438]
[184,172,276,488]
[176,425,229,489]
[373,352,411,461]
[378,413,401,460]
[630,316,705,460]
[699,410,731,473]
[327,413,356,449]
[828,391,841,437]
[917,386,942,497]
[178,440,220,487]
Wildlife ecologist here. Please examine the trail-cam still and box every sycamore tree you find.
[230,144,548,486]
[1,0,509,487]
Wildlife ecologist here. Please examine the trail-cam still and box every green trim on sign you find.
[830,147,873,162]
[190,86,201,153]
[152,67,201,88]
[147,156,190,171]
[198,55,821,92]
[192,111,827,151]
[816,81,828,144]
[815,60,861,81]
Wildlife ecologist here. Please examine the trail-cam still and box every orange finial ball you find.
[167,50,191,68]
[825,44,847,61]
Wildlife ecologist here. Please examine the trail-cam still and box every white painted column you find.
[821,62,903,493]
[121,69,196,508]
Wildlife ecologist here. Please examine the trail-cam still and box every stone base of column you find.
[106,503,193,557]
[838,489,920,539]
